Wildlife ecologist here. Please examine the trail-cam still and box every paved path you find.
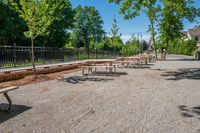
[167,54,195,60]
[0,55,200,133]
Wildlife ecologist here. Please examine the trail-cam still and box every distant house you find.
[183,27,200,47]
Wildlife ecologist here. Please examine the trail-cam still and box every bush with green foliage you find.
[167,39,196,56]
[120,35,148,56]
[121,41,139,56]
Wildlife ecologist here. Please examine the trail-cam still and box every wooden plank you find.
[0,86,19,94]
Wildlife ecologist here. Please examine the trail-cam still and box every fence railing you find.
[0,45,119,68]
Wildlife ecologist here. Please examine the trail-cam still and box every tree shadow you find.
[166,58,197,61]
[0,104,32,124]
[88,71,128,77]
[57,76,114,84]
[124,66,151,69]
[150,68,166,71]
[161,68,200,80]
[123,63,154,69]
[178,105,200,119]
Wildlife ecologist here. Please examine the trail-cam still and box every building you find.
[184,27,200,47]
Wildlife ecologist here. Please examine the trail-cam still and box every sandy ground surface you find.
[1,55,200,133]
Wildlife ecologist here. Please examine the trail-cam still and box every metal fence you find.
[0,45,119,68]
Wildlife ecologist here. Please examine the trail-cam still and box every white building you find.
[184,27,200,48]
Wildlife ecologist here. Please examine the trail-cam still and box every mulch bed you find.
[0,68,81,89]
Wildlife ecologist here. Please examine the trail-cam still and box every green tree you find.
[168,39,196,56]
[121,35,139,56]
[0,0,27,45]
[158,0,198,59]
[108,0,160,58]
[36,0,74,48]
[10,0,63,78]
[73,5,104,58]
[109,15,122,56]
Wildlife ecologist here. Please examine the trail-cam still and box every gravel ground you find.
[1,55,200,133]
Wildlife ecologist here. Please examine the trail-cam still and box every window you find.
[195,36,198,41]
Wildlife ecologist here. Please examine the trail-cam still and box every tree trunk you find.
[163,51,167,60]
[114,47,116,58]
[87,45,90,59]
[85,37,90,59]
[161,48,164,60]
[95,45,98,59]
[163,41,169,60]
[150,20,157,59]
[163,46,168,60]
[76,47,79,60]
[31,38,37,79]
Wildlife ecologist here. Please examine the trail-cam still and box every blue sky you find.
[70,0,200,42]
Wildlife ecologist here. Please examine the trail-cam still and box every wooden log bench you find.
[0,86,19,113]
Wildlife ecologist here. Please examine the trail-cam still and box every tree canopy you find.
[72,5,105,58]
[0,0,27,45]
[108,0,160,58]
[9,0,71,77]
[36,0,74,47]
[158,0,199,59]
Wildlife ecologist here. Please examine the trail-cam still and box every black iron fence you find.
[0,45,119,68]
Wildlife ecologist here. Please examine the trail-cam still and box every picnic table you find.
[0,86,19,113]
[79,60,119,75]
[116,56,145,67]
[117,54,155,67]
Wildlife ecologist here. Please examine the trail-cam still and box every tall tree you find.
[0,0,27,45]
[73,5,104,58]
[158,0,198,59]
[109,15,122,56]
[36,0,74,48]
[10,0,64,78]
[108,0,160,58]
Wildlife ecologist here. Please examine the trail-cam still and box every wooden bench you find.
[0,86,19,113]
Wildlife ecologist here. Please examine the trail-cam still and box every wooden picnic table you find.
[117,56,146,67]
[0,86,19,113]
[79,60,119,75]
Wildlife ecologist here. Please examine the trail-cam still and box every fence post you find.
[96,47,98,59]
[42,45,45,64]
[13,42,16,67]
[77,47,79,60]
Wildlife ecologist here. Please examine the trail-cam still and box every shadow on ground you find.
[178,105,200,119]
[0,104,32,124]
[179,105,200,133]
[166,58,197,61]
[124,66,151,69]
[161,68,200,80]
[57,76,114,84]
[88,71,128,77]
[151,68,166,71]
[122,63,154,69]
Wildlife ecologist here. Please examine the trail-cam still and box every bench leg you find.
[145,59,148,65]
[89,68,93,73]
[113,66,117,72]
[0,93,12,113]
[82,68,89,76]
